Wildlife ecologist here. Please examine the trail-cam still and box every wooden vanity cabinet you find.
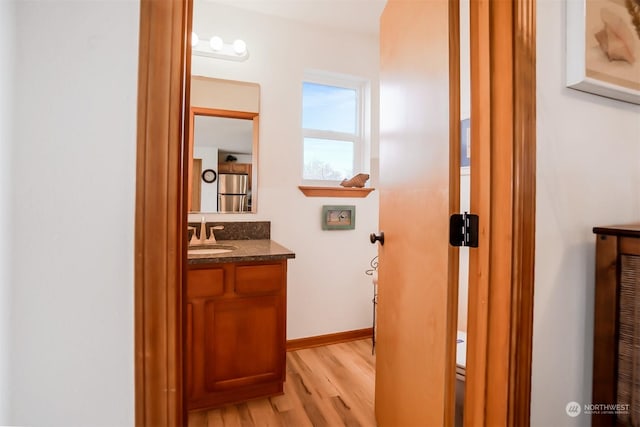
[186,259,287,410]
[592,224,640,427]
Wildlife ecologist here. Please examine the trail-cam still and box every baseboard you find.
[286,328,373,352]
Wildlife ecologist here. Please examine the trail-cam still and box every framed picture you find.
[566,0,640,104]
[460,118,470,175]
[322,205,356,230]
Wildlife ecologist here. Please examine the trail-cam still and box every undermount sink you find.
[188,244,237,255]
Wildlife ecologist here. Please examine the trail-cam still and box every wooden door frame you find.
[464,0,536,425]
[134,0,192,425]
[134,0,536,425]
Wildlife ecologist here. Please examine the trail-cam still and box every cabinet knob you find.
[370,232,384,246]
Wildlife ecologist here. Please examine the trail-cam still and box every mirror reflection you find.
[188,77,260,214]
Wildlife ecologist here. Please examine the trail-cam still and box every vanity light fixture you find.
[232,39,247,55]
[209,36,224,52]
[191,32,249,62]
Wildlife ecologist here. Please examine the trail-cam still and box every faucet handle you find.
[187,226,197,245]
[206,225,224,243]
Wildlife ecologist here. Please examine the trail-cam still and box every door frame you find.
[133,0,536,425]
[464,1,536,425]
[134,0,192,425]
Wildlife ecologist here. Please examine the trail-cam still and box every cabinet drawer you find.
[235,264,283,295]
[188,268,225,298]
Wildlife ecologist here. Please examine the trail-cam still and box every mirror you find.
[188,76,260,213]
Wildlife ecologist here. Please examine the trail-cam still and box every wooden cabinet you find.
[592,224,640,426]
[218,162,251,175]
[186,260,287,410]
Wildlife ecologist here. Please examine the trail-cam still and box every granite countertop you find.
[188,239,295,265]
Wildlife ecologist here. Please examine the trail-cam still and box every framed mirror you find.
[188,76,260,213]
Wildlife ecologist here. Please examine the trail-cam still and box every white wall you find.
[190,3,380,339]
[10,1,138,425]
[0,0,14,423]
[532,1,640,426]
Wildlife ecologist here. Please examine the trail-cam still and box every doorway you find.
[133,0,536,425]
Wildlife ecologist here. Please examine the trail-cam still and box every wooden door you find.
[191,158,202,211]
[375,0,458,425]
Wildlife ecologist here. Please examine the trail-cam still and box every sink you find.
[188,244,237,255]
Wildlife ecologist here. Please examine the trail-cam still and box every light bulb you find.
[191,32,199,47]
[209,36,224,51]
[232,39,247,55]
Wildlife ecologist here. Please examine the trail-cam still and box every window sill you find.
[298,186,376,198]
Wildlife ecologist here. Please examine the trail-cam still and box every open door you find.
[375,0,459,425]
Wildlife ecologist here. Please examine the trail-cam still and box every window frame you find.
[301,71,369,186]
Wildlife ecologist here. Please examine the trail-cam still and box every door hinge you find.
[449,212,479,248]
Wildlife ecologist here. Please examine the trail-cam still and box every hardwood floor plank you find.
[314,345,375,426]
[246,396,283,427]
[220,405,243,427]
[279,408,314,427]
[188,410,207,427]
[277,374,314,427]
[330,395,365,427]
[237,403,255,426]
[188,339,376,427]
[293,348,341,398]
[287,371,339,426]
[267,393,292,413]
[206,410,224,426]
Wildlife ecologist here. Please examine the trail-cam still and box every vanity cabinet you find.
[592,224,640,426]
[186,259,287,410]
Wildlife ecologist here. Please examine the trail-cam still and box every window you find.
[302,72,368,184]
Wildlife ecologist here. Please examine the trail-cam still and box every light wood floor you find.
[188,339,376,427]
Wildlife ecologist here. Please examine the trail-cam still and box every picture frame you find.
[566,0,640,105]
[322,205,356,230]
[460,118,470,176]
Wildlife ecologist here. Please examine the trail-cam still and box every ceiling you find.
[194,115,254,154]
[212,0,387,36]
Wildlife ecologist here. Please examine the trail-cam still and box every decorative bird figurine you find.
[340,173,370,188]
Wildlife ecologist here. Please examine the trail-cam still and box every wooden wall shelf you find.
[298,186,376,198]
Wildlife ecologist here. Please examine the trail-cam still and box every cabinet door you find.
[203,295,285,391]
[186,267,226,402]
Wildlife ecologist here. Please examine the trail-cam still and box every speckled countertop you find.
[188,239,295,265]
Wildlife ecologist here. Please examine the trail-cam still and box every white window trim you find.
[301,70,370,186]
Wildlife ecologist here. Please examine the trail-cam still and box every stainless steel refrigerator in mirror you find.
[218,173,249,212]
